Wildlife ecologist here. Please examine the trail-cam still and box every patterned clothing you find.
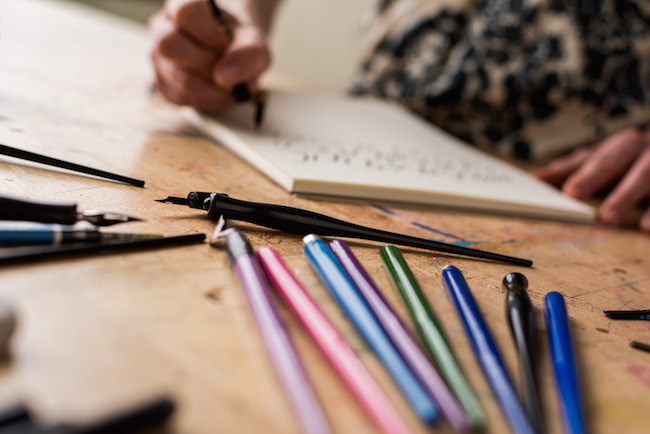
[351,0,650,160]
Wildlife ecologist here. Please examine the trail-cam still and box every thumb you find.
[213,25,270,88]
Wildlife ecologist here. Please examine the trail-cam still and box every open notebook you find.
[181,91,595,223]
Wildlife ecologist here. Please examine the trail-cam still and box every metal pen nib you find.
[155,196,191,206]
[81,211,142,227]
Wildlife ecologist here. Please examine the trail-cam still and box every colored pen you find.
[503,273,544,434]
[545,292,586,434]
[257,246,410,434]
[442,265,534,434]
[0,222,161,246]
[302,234,438,425]
[380,246,484,428]
[329,239,470,432]
[158,191,533,267]
[224,230,330,434]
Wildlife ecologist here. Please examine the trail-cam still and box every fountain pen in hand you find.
[503,272,544,434]
[206,0,267,128]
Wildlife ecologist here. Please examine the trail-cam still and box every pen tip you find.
[253,90,267,129]
[155,197,191,206]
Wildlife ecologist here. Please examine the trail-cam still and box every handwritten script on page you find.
[183,91,594,222]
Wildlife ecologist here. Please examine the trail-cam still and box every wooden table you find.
[1,1,648,433]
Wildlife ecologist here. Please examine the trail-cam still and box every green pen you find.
[380,245,485,428]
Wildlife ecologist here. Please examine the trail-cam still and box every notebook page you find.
[184,91,595,222]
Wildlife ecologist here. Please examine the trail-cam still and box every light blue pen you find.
[302,234,439,425]
[441,265,534,434]
[545,291,586,434]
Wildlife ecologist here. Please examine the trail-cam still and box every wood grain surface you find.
[0,1,648,433]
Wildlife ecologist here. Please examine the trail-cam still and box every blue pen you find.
[302,234,438,424]
[0,222,160,245]
[545,292,586,434]
[441,266,534,434]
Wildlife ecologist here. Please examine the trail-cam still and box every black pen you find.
[0,396,174,433]
[0,143,145,187]
[60,396,174,434]
[157,191,533,267]
[0,234,205,265]
[0,195,141,227]
[629,340,650,353]
[503,273,544,434]
[206,0,267,128]
[604,309,650,320]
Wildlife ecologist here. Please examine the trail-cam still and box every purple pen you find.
[226,230,331,434]
[329,239,470,433]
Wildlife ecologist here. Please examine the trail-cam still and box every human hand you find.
[149,0,273,113]
[534,128,650,232]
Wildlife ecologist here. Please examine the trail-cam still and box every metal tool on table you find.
[0,195,141,227]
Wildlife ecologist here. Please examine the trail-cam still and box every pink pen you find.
[257,246,412,434]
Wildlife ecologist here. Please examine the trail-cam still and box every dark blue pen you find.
[442,265,534,434]
[302,234,439,425]
[0,222,160,246]
[545,291,586,434]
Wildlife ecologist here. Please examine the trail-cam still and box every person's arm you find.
[148,0,282,113]
[534,128,650,233]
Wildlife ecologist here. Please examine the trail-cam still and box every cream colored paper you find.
[183,91,595,223]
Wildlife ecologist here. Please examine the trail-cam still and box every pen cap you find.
[502,273,533,328]
[225,230,254,264]
[0,195,78,224]
[302,233,320,247]
[502,273,529,294]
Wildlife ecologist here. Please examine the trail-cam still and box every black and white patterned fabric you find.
[351,0,650,160]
